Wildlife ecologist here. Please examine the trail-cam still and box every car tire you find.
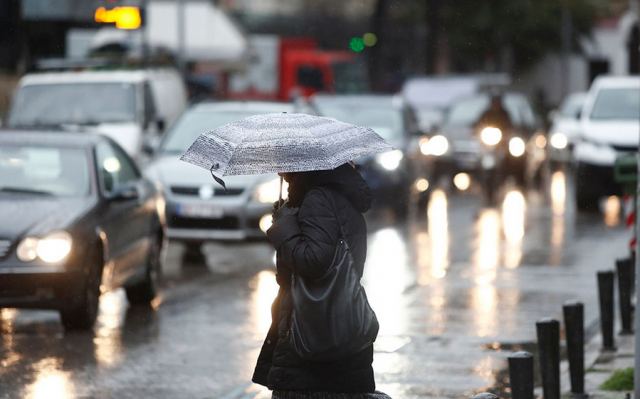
[126,234,161,305]
[575,164,600,212]
[60,248,102,331]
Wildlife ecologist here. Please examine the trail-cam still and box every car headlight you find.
[508,137,526,157]
[419,135,449,156]
[480,127,502,146]
[253,178,289,203]
[17,231,72,264]
[375,150,404,171]
[550,132,568,149]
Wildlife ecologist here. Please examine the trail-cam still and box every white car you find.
[574,76,640,210]
[7,69,187,157]
[548,92,587,163]
[144,101,301,256]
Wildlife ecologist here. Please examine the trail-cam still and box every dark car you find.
[0,131,165,330]
[310,94,416,217]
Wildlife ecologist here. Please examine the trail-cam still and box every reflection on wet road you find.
[0,170,629,398]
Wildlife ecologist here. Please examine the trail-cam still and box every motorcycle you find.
[477,125,527,203]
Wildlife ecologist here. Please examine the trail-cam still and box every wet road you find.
[0,170,630,398]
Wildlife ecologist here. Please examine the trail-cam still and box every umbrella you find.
[180,112,393,188]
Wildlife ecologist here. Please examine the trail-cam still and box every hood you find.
[94,122,142,156]
[582,120,640,146]
[0,196,95,241]
[310,164,372,213]
[145,155,275,190]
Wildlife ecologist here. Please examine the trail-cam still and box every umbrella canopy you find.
[180,112,393,185]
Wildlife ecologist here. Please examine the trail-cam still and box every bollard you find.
[471,394,499,399]
[508,351,534,399]
[536,318,560,399]
[563,301,586,397]
[597,270,616,350]
[616,258,634,334]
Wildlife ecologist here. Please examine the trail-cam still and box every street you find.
[0,170,629,399]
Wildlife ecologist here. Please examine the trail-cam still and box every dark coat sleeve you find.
[266,188,339,280]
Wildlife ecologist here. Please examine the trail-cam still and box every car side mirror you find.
[110,183,139,202]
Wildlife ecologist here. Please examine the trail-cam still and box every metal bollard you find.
[616,258,634,334]
[507,351,534,399]
[471,394,499,399]
[597,270,617,350]
[536,318,560,399]
[563,301,586,397]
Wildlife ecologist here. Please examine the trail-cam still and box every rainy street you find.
[0,170,629,399]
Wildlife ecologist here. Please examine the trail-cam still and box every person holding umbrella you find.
[181,113,392,398]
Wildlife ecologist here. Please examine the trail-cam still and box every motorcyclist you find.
[475,94,513,134]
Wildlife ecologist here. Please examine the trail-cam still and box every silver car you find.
[144,101,298,249]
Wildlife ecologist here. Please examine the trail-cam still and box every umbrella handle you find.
[278,176,284,209]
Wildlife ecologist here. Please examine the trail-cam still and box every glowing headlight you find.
[508,137,526,157]
[259,214,273,233]
[376,150,403,171]
[253,178,289,203]
[550,132,568,149]
[420,135,449,156]
[17,231,72,263]
[480,127,502,146]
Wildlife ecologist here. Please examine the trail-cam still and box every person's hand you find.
[272,204,298,222]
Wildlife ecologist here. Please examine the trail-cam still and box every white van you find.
[574,76,640,210]
[7,69,187,157]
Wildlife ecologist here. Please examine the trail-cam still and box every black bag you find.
[289,191,379,361]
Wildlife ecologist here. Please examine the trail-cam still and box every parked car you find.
[0,131,165,330]
[144,101,300,258]
[574,76,640,210]
[6,68,187,157]
[429,92,544,195]
[548,92,587,164]
[310,94,415,217]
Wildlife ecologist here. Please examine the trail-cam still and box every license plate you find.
[177,203,224,218]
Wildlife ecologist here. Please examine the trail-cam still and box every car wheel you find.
[182,242,206,267]
[126,235,161,305]
[60,249,102,331]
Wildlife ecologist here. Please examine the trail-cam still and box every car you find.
[548,92,587,164]
[6,68,187,157]
[144,101,301,258]
[574,76,640,211]
[0,131,165,330]
[428,92,544,192]
[310,94,415,217]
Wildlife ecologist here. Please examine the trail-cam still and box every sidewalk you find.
[563,330,634,398]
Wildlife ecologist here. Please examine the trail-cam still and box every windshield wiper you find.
[0,187,54,196]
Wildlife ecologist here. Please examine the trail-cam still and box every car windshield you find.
[590,88,640,120]
[8,83,136,127]
[445,96,490,127]
[314,101,404,143]
[0,145,90,197]
[161,109,287,154]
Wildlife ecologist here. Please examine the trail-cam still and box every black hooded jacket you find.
[252,164,375,392]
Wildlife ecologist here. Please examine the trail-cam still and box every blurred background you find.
[0,1,639,398]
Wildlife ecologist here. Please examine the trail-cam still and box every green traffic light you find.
[349,37,365,53]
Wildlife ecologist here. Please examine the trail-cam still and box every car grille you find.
[612,144,638,153]
[0,240,12,259]
[170,186,244,196]
[169,215,239,230]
